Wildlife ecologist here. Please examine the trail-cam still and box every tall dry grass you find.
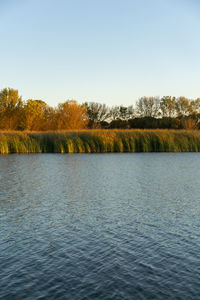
[0,130,200,154]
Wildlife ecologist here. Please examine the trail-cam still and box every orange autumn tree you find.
[57,100,88,130]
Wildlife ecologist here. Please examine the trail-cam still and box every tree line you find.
[1,88,200,130]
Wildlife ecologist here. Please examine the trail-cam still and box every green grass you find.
[0,130,200,154]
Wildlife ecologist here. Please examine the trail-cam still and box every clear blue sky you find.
[0,0,200,106]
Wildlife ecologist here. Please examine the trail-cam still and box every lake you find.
[0,153,200,299]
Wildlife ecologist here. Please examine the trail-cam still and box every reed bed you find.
[0,130,200,154]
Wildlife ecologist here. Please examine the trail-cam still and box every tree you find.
[160,96,176,118]
[109,105,134,121]
[109,106,121,121]
[23,99,49,130]
[85,102,110,127]
[57,100,88,129]
[136,97,160,118]
[0,88,23,130]
[175,97,191,117]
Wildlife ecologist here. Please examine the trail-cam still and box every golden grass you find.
[0,130,200,154]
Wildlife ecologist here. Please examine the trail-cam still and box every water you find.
[0,153,200,300]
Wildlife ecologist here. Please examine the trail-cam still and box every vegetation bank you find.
[1,130,200,154]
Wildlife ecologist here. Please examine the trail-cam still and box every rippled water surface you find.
[1,153,200,299]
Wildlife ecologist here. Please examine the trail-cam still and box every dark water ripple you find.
[1,153,200,299]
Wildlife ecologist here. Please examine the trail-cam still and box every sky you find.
[0,0,200,107]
